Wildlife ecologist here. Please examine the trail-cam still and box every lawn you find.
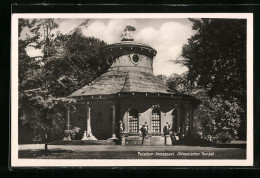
[18,145,246,159]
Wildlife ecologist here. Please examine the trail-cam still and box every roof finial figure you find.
[121,25,136,41]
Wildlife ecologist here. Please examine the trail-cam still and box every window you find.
[130,54,141,65]
[129,109,139,133]
[152,109,161,132]
[132,54,139,63]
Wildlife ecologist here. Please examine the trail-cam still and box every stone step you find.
[150,136,165,146]
[125,136,151,146]
[124,136,167,146]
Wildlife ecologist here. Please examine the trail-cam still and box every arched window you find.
[151,109,161,133]
[129,109,139,133]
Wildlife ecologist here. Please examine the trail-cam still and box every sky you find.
[23,18,196,76]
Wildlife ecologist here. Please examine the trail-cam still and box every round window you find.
[132,54,139,63]
[106,55,113,65]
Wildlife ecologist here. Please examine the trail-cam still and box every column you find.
[180,107,184,136]
[183,106,188,135]
[110,105,118,140]
[82,106,97,140]
[67,107,70,130]
[188,105,194,134]
[87,107,92,135]
[149,110,152,134]
[176,105,180,133]
[125,110,129,133]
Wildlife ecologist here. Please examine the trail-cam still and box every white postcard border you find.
[11,13,254,167]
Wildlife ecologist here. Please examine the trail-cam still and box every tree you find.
[194,92,242,141]
[177,19,246,139]
[179,19,246,109]
[156,74,167,83]
[18,19,108,143]
[166,72,193,94]
[165,73,243,141]
[18,18,72,143]
[45,31,108,97]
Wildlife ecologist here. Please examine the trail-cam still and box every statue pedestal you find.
[108,134,118,145]
[165,135,172,145]
[81,131,97,140]
[108,134,118,140]
[63,136,71,141]
[121,136,126,146]
[88,133,98,140]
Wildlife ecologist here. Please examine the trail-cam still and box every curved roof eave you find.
[103,42,157,54]
[68,70,179,98]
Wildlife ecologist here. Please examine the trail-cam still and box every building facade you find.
[66,29,199,145]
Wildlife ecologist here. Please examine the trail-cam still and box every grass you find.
[19,147,246,159]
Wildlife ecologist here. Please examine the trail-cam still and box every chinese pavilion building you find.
[66,28,199,145]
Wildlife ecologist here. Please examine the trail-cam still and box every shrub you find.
[215,132,233,143]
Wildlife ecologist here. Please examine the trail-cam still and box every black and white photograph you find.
[11,13,253,167]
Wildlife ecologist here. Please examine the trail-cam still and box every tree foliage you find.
[18,19,108,143]
[172,19,247,140]
[166,73,244,141]
[40,31,108,97]
[179,19,246,109]
[166,72,192,94]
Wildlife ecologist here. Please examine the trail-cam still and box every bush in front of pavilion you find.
[177,130,216,147]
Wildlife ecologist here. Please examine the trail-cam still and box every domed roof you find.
[69,33,175,98]
[67,28,199,102]
[68,70,179,97]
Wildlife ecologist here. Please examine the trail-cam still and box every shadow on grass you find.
[19,149,74,159]
[178,137,215,147]
[214,143,246,149]
[178,137,246,149]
